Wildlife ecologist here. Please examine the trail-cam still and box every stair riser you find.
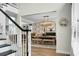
[0,40,6,45]
[0,46,11,53]
[7,52,16,56]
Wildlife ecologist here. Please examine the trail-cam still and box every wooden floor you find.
[32,47,69,56]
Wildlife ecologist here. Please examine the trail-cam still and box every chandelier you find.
[40,16,54,27]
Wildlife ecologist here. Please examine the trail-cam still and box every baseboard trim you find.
[56,50,70,55]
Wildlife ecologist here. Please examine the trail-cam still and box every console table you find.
[32,36,56,45]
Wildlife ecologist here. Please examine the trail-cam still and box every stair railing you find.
[0,7,31,56]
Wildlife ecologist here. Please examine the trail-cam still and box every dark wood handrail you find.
[0,8,30,56]
[0,8,31,32]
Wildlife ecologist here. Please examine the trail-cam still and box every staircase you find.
[0,3,31,56]
[0,38,16,56]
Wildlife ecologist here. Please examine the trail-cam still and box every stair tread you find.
[0,44,11,48]
[0,50,16,56]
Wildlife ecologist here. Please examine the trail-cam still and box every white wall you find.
[71,3,79,56]
[21,18,34,25]
[56,4,71,54]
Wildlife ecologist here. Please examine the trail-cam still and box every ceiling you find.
[22,11,58,23]
[19,3,65,16]
[20,3,66,23]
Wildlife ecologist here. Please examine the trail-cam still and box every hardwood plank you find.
[31,47,70,56]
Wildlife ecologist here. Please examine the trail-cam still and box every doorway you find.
[31,21,57,56]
